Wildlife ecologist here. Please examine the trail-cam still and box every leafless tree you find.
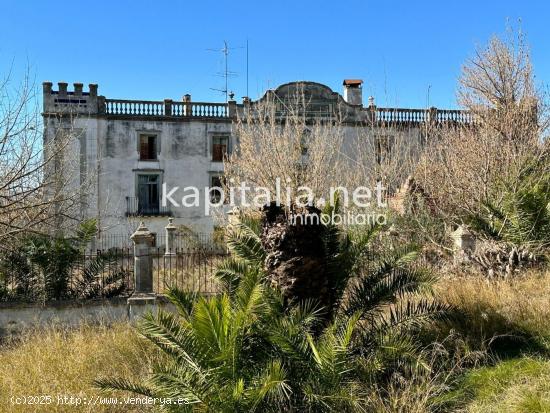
[0,69,90,248]
[225,88,348,206]
[416,27,549,220]
[346,122,424,195]
[224,86,424,220]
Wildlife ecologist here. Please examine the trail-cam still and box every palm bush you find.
[466,162,549,275]
[98,214,450,412]
[469,161,550,250]
[0,220,128,301]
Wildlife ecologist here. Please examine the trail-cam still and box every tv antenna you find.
[207,40,242,102]
[246,38,249,98]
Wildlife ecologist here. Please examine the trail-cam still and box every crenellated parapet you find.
[42,82,103,116]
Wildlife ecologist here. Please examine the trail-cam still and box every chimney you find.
[343,79,363,106]
[42,81,53,94]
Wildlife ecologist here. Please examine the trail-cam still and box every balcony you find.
[126,197,171,217]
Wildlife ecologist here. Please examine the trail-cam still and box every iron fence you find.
[87,233,222,252]
[1,231,433,303]
[1,232,227,302]
[0,247,134,303]
[151,246,229,295]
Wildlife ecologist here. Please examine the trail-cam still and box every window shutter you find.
[148,136,156,160]
[140,138,148,160]
[212,144,224,161]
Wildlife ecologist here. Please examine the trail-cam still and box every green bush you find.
[0,219,127,301]
[469,161,550,251]
[98,219,450,411]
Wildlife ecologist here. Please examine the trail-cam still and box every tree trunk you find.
[261,203,332,317]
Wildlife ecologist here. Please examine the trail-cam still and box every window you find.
[137,174,160,214]
[210,175,227,203]
[139,134,158,160]
[127,173,169,216]
[375,135,394,165]
[212,135,229,162]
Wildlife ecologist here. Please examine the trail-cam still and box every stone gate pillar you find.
[165,218,177,256]
[131,221,154,293]
[451,225,476,263]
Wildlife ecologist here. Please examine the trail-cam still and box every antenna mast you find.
[246,38,249,98]
[207,40,239,102]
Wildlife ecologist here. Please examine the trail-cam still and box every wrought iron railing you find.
[126,197,171,217]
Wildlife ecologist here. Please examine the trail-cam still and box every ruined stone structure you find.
[42,80,472,243]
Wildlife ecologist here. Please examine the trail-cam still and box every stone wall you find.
[0,296,175,336]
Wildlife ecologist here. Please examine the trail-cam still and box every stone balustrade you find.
[44,81,474,125]
[374,107,473,125]
[105,99,229,119]
[103,97,472,125]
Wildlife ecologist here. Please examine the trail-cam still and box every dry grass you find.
[0,323,157,413]
[432,268,550,412]
[435,267,550,351]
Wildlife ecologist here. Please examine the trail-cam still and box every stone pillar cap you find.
[131,221,153,240]
[165,217,177,230]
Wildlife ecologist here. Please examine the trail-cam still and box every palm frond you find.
[234,268,264,317]
[324,223,381,307]
[249,360,291,408]
[73,250,127,299]
[165,287,199,318]
[138,310,204,371]
[344,254,435,318]
[215,257,252,292]
[147,371,206,406]
[375,299,453,335]
[226,223,266,264]
[190,295,233,358]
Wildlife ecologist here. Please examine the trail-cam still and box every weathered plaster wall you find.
[0,297,176,336]
[94,118,231,238]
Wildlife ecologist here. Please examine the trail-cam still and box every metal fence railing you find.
[1,233,432,304]
[151,247,229,295]
[0,247,134,303]
[1,232,227,302]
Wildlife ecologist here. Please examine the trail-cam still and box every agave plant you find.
[97,210,449,412]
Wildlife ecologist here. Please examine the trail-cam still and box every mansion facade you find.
[42,80,471,245]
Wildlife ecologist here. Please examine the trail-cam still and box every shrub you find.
[469,160,550,252]
[97,218,450,411]
[0,219,128,302]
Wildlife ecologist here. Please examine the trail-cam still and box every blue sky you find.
[1,0,549,109]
